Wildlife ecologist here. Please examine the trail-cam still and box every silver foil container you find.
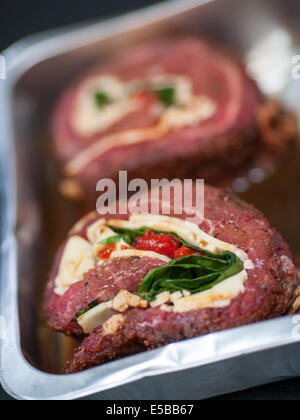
[1,0,300,400]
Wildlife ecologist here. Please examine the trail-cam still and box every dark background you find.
[0,0,165,52]
[1,0,300,401]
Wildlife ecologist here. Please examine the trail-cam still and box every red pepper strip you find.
[97,244,116,259]
[135,233,181,259]
[174,245,199,259]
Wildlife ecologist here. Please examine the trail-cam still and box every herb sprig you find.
[100,226,149,246]
[99,225,244,302]
[138,252,243,301]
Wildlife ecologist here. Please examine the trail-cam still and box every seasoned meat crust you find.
[45,256,166,335]
[52,38,297,201]
[58,186,298,373]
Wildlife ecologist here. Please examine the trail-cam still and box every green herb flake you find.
[155,87,176,106]
[99,235,124,246]
[75,308,89,319]
[74,300,99,319]
[94,91,110,108]
[106,226,151,246]
[88,300,99,310]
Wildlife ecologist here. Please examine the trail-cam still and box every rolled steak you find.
[53,38,297,200]
[45,255,166,336]
[44,185,298,372]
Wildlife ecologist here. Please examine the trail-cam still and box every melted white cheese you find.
[73,98,140,137]
[72,73,196,137]
[65,74,216,176]
[71,75,140,136]
[78,270,248,333]
[86,216,170,264]
[78,290,148,334]
[106,214,253,312]
[77,301,117,334]
[172,270,247,312]
[54,236,96,296]
[86,218,117,255]
[110,249,171,264]
[86,218,107,242]
[161,97,217,129]
[55,214,254,321]
[108,214,250,263]
[65,93,216,177]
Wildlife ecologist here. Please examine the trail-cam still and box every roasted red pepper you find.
[97,244,116,259]
[135,233,181,258]
[174,245,199,259]
[136,91,157,105]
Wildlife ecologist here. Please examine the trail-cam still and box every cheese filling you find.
[71,74,211,136]
[54,236,96,296]
[71,75,139,136]
[65,74,216,176]
[107,214,250,263]
[54,214,254,331]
